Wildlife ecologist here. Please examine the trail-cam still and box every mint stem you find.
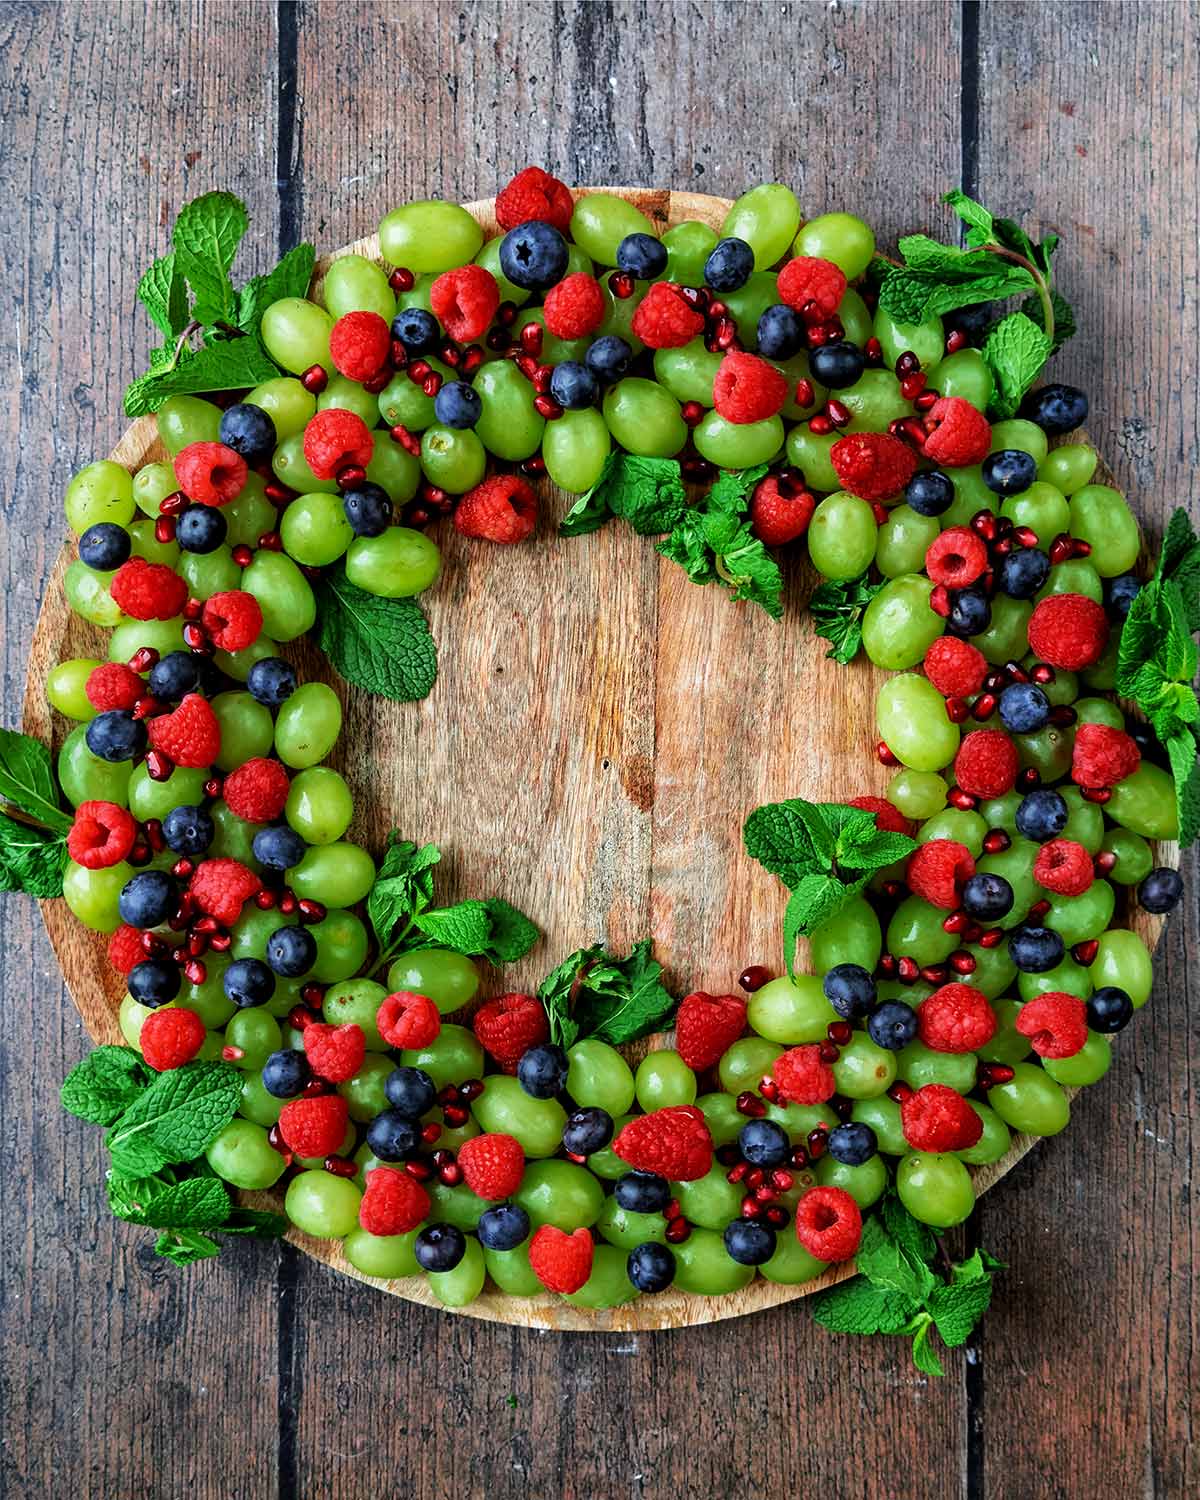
[977,243,1055,347]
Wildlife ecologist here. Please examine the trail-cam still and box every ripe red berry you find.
[303,1021,367,1084]
[1033,838,1095,896]
[900,1083,983,1152]
[923,636,988,699]
[188,856,262,927]
[454,474,537,544]
[794,1185,862,1262]
[918,982,997,1053]
[772,1044,837,1106]
[674,991,748,1071]
[329,311,392,381]
[529,1225,594,1293]
[430,264,501,343]
[68,800,137,869]
[954,728,1019,799]
[830,431,917,501]
[613,1105,713,1181]
[921,396,992,467]
[359,1166,430,1235]
[925,526,989,589]
[846,795,915,837]
[1027,593,1110,671]
[1015,991,1090,1059]
[1071,722,1140,789]
[749,474,815,546]
[109,559,189,621]
[776,257,847,321]
[542,272,606,339]
[457,1133,526,1199]
[712,351,789,424]
[630,282,706,349]
[906,839,976,910]
[472,992,549,1072]
[495,166,574,235]
[302,408,374,481]
[278,1093,350,1158]
[174,442,248,506]
[140,1007,207,1071]
[147,692,221,768]
[201,589,263,653]
[377,991,442,1050]
[85,662,145,713]
[223,757,290,823]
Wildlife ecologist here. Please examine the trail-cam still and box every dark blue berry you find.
[703,236,754,292]
[499,221,569,291]
[79,522,131,571]
[614,1171,670,1213]
[176,503,227,554]
[149,650,205,702]
[266,925,317,977]
[127,959,181,1008]
[341,482,393,539]
[998,547,1051,600]
[118,870,176,928]
[1019,383,1088,435]
[162,804,214,856]
[905,470,955,518]
[617,232,668,281]
[86,711,145,763]
[219,402,277,465]
[1107,573,1141,620]
[810,340,866,390]
[1016,788,1069,843]
[961,872,1014,921]
[1086,985,1134,1033]
[823,962,876,1019]
[723,1220,776,1266]
[434,380,482,430]
[252,824,306,870]
[738,1118,790,1167]
[1138,867,1184,914]
[585,334,633,384]
[246,656,298,709]
[867,1000,919,1051]
[627,1241,676,1292]
[981,448,1038,496]
[998,681,1050,734]
[384,1065,437,1119]
[947,587,991,638]
[477,1203,530,1251]
[516,1044,568,1099]
[561,1107,613,1156]
[827,1121,877,1166]
[223,957,276,1008]
[945,303,994,343]
[262,1048,311,1098]
[755,303,804,360]
[548,360,598,410]
[1008,925,1066,973]
[391,307,440,354]
[367,1109,420,1162]
[413,1223,465,1271]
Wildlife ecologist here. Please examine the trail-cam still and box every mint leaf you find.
[784,874,862,973]
[716,529,784,619]
[706,463,770,514]
[0,727,71,834]
[943,189,995,246]
[559,455,618,537]
[123,337,278,417]
[658,511,717,585]
[743,799,831,887]
[809,574,883,665]
[845,826,919,871]
[537,946,601,1049]
[107,1173,232,1231]
[537,940,675,1050]
[1157,507,1200,628]
[1166,729,1200,849]
[929,1274,994,1347]
[855,1215,938,1304]
[983,312,1052,419]
[0,813,66,896]
[221,1207,289,1237]
[366,835,440,950]
[811,1278,920,1335]
[881,1192,937,1266]
[559,453,686,537]
[61,1046,152,1126]
[154,1228,222,1266]
[909,1313,946,1377]
[137,253,189,339]
[992,216,1038,264]
[413,899,493,954]
[313,566,437,702]
[1021,287,1076,354]
[105,1061,242,1176]
[237,243,316,335]
[173,191,248,326]
[482,898,541,964]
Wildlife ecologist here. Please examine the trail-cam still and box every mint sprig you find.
[809,573,884,664]
[559,453,687,537]
[313,565,438,703]
[538,939,676,1050]
[0,727,70,896]
[657,463,783,619]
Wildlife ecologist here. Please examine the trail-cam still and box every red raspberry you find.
[328,311,391,381]
[201,589,263,653]
[457,1133,526,1199]
[302,408,374,481]
[918,983,997,1053]
[472,992,549,1072]
[189,857,262,927]
[925,526,989,589]
[847,795,915,837]
[377,991,441,1050]
[147,692,221,768]
[674,991,747,1071]
[529,1225,594,1294]
[1016,991,1089,1059]
[924,636,988,699]
[900,1084,983,1152]
[278,1093,349,1158]
[85,662,144,712]
[109,558,188,621]
[954,729,1019,799]
[906,839,976,910]
[922,396,992,467]
[1027,594,1110,671]
[1034,838,1095,896]
[430,264,500,343]
[303,1022,366,1084]
[772,1044,837,1105]
[223,757,290,823]
[495,166,574,235]
[359,1166,431,1235]
[712,351,789,424]
[1071,722,1140,790]
[749,475,815,546]
[776,256,847,322]
[830,431,917,501]
[174,442,248,506]
[108,923,147,975]
[140,1007,207,1072]
[613,1105,713,1181]
[795,1185,862,1263]
[454,474,537,544]
[542,272,606,339]
[630,282,706,349]
[68,800,137,869]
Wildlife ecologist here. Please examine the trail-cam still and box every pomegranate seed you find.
[962,921,984,945]
[181,957,206,985]
[978,927,1005,949]
[438,342,462,369]
[264,481,296,505]
[1031,664,1056,685]
[899,372,927,401]
[921,964,949,986]
[794,378,815,408]
[255,889,277,910]
[461,346,484,376]
[221,1045,245,1063]
[388,267,415,292]
[727,1162,749,1185]
[404,1160,433,1182]
[320,1156,356,1179]
[876,740,899,766]
[808,413,833,435]
[770,1169,794,1192]
[945,328,968,354]
[914,389,940,412]
[897,956,920,983]
[1073,538,1092,557]
[1095,850,1118,875]
[1028,899,1052,921]
[826,398,852,428]
[679,286,709,312]
[145,749,173,782]
[287,1005,315,1030]
[519,322,544,357]
[972,692,998,721]
[208,933,231,952]
[1014,526,1040,549]
[763,1204,790,1230]
[946,696,972,723]
[533,364,555,394]
[336,464,367,490]
[895,351,920,377]
[1019,768,1043,791]
[950,950,977,975]
[745,1166,765,1191]
[887,1081,914,1104]
[1072,939,1101,965]
[971,510,999,541]
[533,395,563,420]
[864,336,884,364]
[608,271,636,298]
[485,327,511,352]
[390,424,422,456]
[948,788,978,811]
[818,1041,840,1063]
[231,543,254,567]
[279,892,298,915]
[1081,785,1112,803]
[1049,705,1077,727]
[758,1077,779,1103]
[267,1124,291,1158]
[663,1216,691,1243]
[753,1183,778,1204]
[300,982,325,1007]
[296,899,326,924]
[300,365,328,394]
[828,1021,853,1046]
[153,515,177,545]
[140,932,164,956]
[790,1146,810,1169]
[740,1197,762,1219]
[362,367,392,395]
[943,910,969,934]
[443,1104,469,1128]
[736,1091,767,1118]
[185,929,206,955]
[680,400,704,428]
[158,490,189,518]
[131,695,161,722]
[421,371,442,398]
[881,879,906,900]
[930,583,952,617]
[257,531,283,552]
[680,457,716,483]
[877,954,898,977]
[1049,533,1075,566]
[805,1128,828,1160]
[127,646,159,673]
[438,1161,463,1186]
[739,965,771,992]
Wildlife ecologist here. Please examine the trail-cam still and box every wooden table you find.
[1,3,1196,1496]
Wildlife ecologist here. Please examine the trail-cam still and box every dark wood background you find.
[1,2,1196,1497]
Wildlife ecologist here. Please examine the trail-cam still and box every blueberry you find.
[585,334,633,384]
[1086,985,1134,1033]
[341,483,393,539]
[614,1171,671,1213]
[823,962,876,1019]
[947,587,991,638]
[266,925,317,977]
[118,870,176,929]
[755,303,804,360]
[516,1043,568,1099]
[391,307,440,354]
[162,804,214,856]
[1019,382,1089,435]
[981,448,1038,496]
[867,1000,919,1051]
[223,957,276,1008]
[252,825,306,871]
[498,221,569,291]
[944,303,995,343]
[434,380,482,430]
[413,1223,466,1272]
[1138,866,1184,914]
[1008,925,1066,973]
[627,1241,676,1292]
[702,236,754,292]
[905,470,955,518]
[246,656,298,708]
[127,959,181,1008]
[827,1121,877,1166]
[723,1220,776,1266]
[367,1108,421,1162]
[998,681,1050,734]
[262,1048,311,1098]
[1015,788,1069,843]
[548,360,598,410]
[176,503,227,554]
[149,650,205,702]
[384,1065,437,1119]
[738,1118,790,1167]
[79,522,131,571]
[477,1203,531,1252]
[617,232,668,281]
[997,547,1051,600]
[961,872,1014,921]
[561,1106,613,1156]
[810,340,866,390]
[219,402,277,465]
[1127,720,1168,767]
[1107,573,1141,620]
[86,711,146,763]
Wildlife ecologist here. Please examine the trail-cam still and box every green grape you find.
[897,1039,977,1093]
[1080,634,1120,691]
[836,288,873,349]
[1106,763,1179,840]
[941,465,993,528]
[543,407,611,493]
[290,841,376,907]
[830,1033,896,1099]
[1090,928,1153,1008]
[987,1061,1070,1135]
[671,1165,743,1231]
[564,1245,638,1310]
[63,561,122,627]
[286,1170,361,1237]
[246,377,316,442]
[225,1009,282,1071]
[815,1151,888,1209]
[586,1115,636,1180]
[62,859,132,933]
[635,1049,696,1109]
[978,789,1020,837]
[400,1025,484,1091]
[205,1118,286,1191]
[1014,723,1072,783]
[850,1095,906,1155]
[1073,696,1124,731]
[1038,442,1097,495]
[973,594,1033,665]
[1036,557,1103,605]
[473,1075,565,1156]
[58,725,131,807]
[604,378,687,458]
[238,1072,285,1127]
[653,339,721,405]
[1000,482,1069,543]
[570,193,657,265]
[425,1179,490,1232]
[177,546,241,602]
[1099,827,1153,886]
[345,528,441,598]
[1043,1030,1112,1087]
[873,306,944,371]
[958,941,1017,1000]
[596,280,645,353]
[693,410,782,469]
[261,297,334,375]
[428,1234,486,1307]
[156,395,222,455]
[514,306,590,366]
[210,691,274,771]
[429,1112,478,1155]
[208,799,262,871]
[272,432,337,495]
[897,1150,974,1227]
[133,460,179,516]
[1059,786,1104,853]
[977,838,1040,930]
[317,375,381,427]
[345,1227,420,1280]
[808,492,879,582]
[748,975,837,1044]
[794,211,875,278]
[394,275,435,315]
[420,424,486,494]
[128,763,208,821]
[1069,485,1140,576]
[875,506,941,578]
[662,220,718,284]
[919,807,986,853]
[888,769,948,821]
[876,673,960,771]
[887,895,957,966]
[266,976,306,1020]
[773,348,826,419]
[387,950,480,1015]
[47,658,103,721]
[596,1197,669,1249]
[674,1227,755,1295]
[213,634,278,684]
[958,1102,1012,1165]
[484,1240,542,1296]
[840,370,910,434]
[989,420,1049,465]
[380,200,484,272]
[322,252,396,320]
[1018,958,1091,1006]
[286,766,354,845]
[323,978,387,1046]
[471,359,545,461]
[722,183,801,269]
[128,517,180,568]
[785,426,839,491]
[695,1091,746,1149]
[180,955,236,1029]
[377,358,454,433]
[118,992,155,1049]
[1018,656,1077,707]
[306,909,369,983]
[515,1160,605,1231]
[279,492,353,567]
[338,1054,395,1121]
[767,1100,835,1142]
[811,894,882,974]
[861,574,943,669]
[718,1036,784,1094]
[365,438,422,506]
[474,234,532,306]
[242,550,316,640]
[762,1233,828,1286]
[274,682,343,768]
[928,348,993,411]
[721,272,780,348]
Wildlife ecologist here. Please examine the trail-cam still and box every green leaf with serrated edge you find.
[895,235,973,273]
[482,898,541,964]
[105,1061,242,1176]
[61,1046,152,1126]
[909,1313,947,1377]
[881,1192,938,1266]
[237,242,316,335]
[137,252,189,339]
[657,512,717,585]
[172,191,249,326]
[855,1215,939,1304]
[107,1173,232,1231]
[313,567,438,703]
[412,899,493,955]
[221,1207,289,1237]
[810,1277,921,1336]
[608,455,687,535]
[991,216,1037,264]
[1166,730,1200,849]
[809,574,883,665]
[0,813,66,896]
[743,800,827,888]
[983,311,1052,419]
[366,836,440,950]
[1021,287,1076,354]
[943,189,995,246]
[559,453,617,536]
[1157,509,1200,628]
[844,827,919,871]
[783,875,863,975]
[154,1228,222,1266]
[824,805,886,864]
[537,943,606,1050]
[929,1275,994,1347]
[0,728,71,834]
[123,337,279,416]
[572,939,676,1047]
[706,463,770,515]
[718,530,784,619]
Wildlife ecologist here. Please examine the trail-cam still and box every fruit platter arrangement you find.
[7,169,1197,1366]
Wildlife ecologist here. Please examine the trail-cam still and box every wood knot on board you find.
[620,753,654,812]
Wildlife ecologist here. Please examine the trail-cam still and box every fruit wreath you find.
[6,170,1196,1367]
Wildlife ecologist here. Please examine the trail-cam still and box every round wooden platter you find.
[23,189,1174,1331]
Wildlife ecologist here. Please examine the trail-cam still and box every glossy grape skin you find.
[717,1036,784,1094]
[58,724,132,808]
[387,949,480,1015]
[653,339,722,406]
[673,1165,746,1230]
[989,419,1049,465]
[831,1033,897,1099]
[793,211,875,279]
[62,858,133,933]
[543,407,611,493]
[1000,481,1070,542]
[274,682,343,769]
[596,1198,670,1249]
[286,765,354,845]
[323,252,396,321]
[886,894,958,967]
[1014,723,1072,783]
[156,396,223,455]
[213,634,279,685]
[1090,928,1154,1009]
[305,910,369,984]
[874,306,944,371]
[289,841,374,909]
[241,550,316,641]
[657,219,717,284]
[346,528,441,599]
[816,1151,888,1209]
[1018,958,1092,1007]
[835,288,873,349]
[377,358,454,434]
[761,1233,829,1286]
[586,1115,637,1180]
[810,894,882,974]
[484,1241,542,1296]
[364,439,422,506]
[424,1179,488,1231]
[128,762,208,822]
[205,1118,286,1191]
[428,1235,486,1308]
[321,978,387,1046]
[876,673,960,771]
[515,1161,605,1231]
[274,493,351,570]
[420,425,487,495]
[595,280,645,354]
[808,492,878,582]
[272,432,338,495]
[210,691,274,771]
[635,1049,697,1109]
[897,1151,975,1227]
[603,378,687,458]
[876,506,941,578]
[862,574,944,669]
[473,1075,566,1157]
[225,1009,282,1072]
[65,460,136,534]
[748,975,838,1044]
[976,839,1040,930]
[563,1245,639,1310]
[261,297,334,375]
[471,359,545,461]
[721,272,781,348]
[958,1102,1012,1166]
[773,348,826,420]
[928,349,993,411]
[897,1040,977,1094]
[379,200,482,272]
[839,370,911,435]
[918,807,986,854]
[246,377,316,443]
[1100,828,1153,887]
[850,1095,906,1156]
[1044,880,1116,947]
[673,1228,756,1296]
[1036,558,1104,605]
[131,461,178,517]
[1068,485,1140,575]
[63,562,122,627]
[285,1170,362,1238]
[47,657,103,721]
[1038,443,1097,495]
[128,517,180,568]
[721,183,801,269]
[888,770,949,822]
[1080,634,1120,692]
[972,595,1033,666]
[695,411,784,469]
[570,194,656,265]
[987,1061,1070,1136]
[401,1023,485,1089]
[941,465,994,528]
[785,426,839,491]
[179,546,243,603]
[1105,763,1179,840]
[958,941,1017,1001]
[1043,1030,1113,1087]
[345,1226,421,1280]
[316,375,380,427]
[238,1072,285,1127]
[515,306,591,366]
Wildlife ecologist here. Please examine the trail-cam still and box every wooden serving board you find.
[23,189,1173,1331]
